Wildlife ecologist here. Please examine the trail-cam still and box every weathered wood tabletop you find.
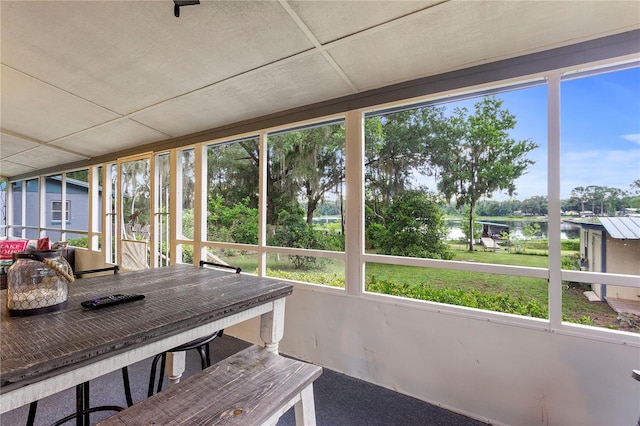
[0,264,293,409]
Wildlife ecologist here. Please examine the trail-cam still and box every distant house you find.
[576,216,640,302]
[11,177,100,239]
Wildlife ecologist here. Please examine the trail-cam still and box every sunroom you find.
[1,2,639,425]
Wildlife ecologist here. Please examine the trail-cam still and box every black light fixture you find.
[173,0,200,18]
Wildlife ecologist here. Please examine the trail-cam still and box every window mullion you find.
[547,72,563,329]
[258,132,267,277]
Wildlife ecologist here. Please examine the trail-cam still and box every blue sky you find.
[559,67,640,200]
[432,66,640,201]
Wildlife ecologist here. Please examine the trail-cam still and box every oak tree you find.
[432,97,538,251]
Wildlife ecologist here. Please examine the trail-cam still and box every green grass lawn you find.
[216,246,634,332]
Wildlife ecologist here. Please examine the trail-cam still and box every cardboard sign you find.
[0,240,29,260]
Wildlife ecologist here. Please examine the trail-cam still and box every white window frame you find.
[51,200,70,224]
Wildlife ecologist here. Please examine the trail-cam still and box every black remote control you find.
[81,294,145,309]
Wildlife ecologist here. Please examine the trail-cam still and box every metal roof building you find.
[598,217,640,240]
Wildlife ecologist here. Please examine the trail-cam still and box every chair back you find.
[199,261,241,274]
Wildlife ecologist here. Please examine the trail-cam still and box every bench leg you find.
[294,384,317,426]
[166,351,186,385]
[260,298,286,354]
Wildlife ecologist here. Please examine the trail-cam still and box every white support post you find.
[260,298,286,354]
[547,72,563,330]
[258,132,268,277]
[344,109,365,296]
[193,145,205,265]
[169,150,179,265]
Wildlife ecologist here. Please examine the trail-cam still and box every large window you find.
[155,153,170,267]
[363,84,551,319]
[64,169,90,244]
[44,174,62,243]
[560,65,640,331]
[265,120,346,287]
[364,86,547,264]
[120,157,151,269]
[174,148,194,265]
[91,166,103,251]
[9,181,23,238]
[205,137,260,271]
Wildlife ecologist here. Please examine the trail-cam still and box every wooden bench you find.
[97,345,322,426]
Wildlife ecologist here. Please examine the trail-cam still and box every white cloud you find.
[565,150,600,162]
[621,133,640,144]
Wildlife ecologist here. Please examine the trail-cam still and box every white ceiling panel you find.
[289,0,441,44]
[328,1,640,90]
[0,133,39,158]
[1,1,313,115]
[50,119,172,158]
[133,53,353,137]
[0,160,38,177]
[1,65,120,143]
[3,145,87,173]
[1,133,41,177]
[25,145,88,169]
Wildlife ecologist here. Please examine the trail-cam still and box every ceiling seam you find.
[316,0,451,47]
[45,115,174,147]
[1,64,125,119]
[0,160,36,171]
[2,144,87,164]
[1,129,91,160]
[278,0,357,92]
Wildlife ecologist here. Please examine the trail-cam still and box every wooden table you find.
[0,264,293,414]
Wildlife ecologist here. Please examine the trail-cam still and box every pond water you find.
[446,220,581,240]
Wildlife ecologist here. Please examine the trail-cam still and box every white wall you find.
[606,235,640,300]
[229,283,640,426]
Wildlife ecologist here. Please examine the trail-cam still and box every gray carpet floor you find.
[1,335,487,425]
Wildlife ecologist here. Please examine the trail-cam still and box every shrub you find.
[562,253,581,271]
[561,239,580,251]
[379,190,453,260]
[181,245,194,264]
[267,269,345,288]
[67,236,88,248]
[366,276,548,318]
[365,223,386,250]
[207,196,258,245]
[269,210,334,270]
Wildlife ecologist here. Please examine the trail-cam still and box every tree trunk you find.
[306,199,316,225]
[468,203,475,252]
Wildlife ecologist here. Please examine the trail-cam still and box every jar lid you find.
[14,250,61,261]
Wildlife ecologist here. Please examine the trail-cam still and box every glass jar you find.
[7,250,72,316]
